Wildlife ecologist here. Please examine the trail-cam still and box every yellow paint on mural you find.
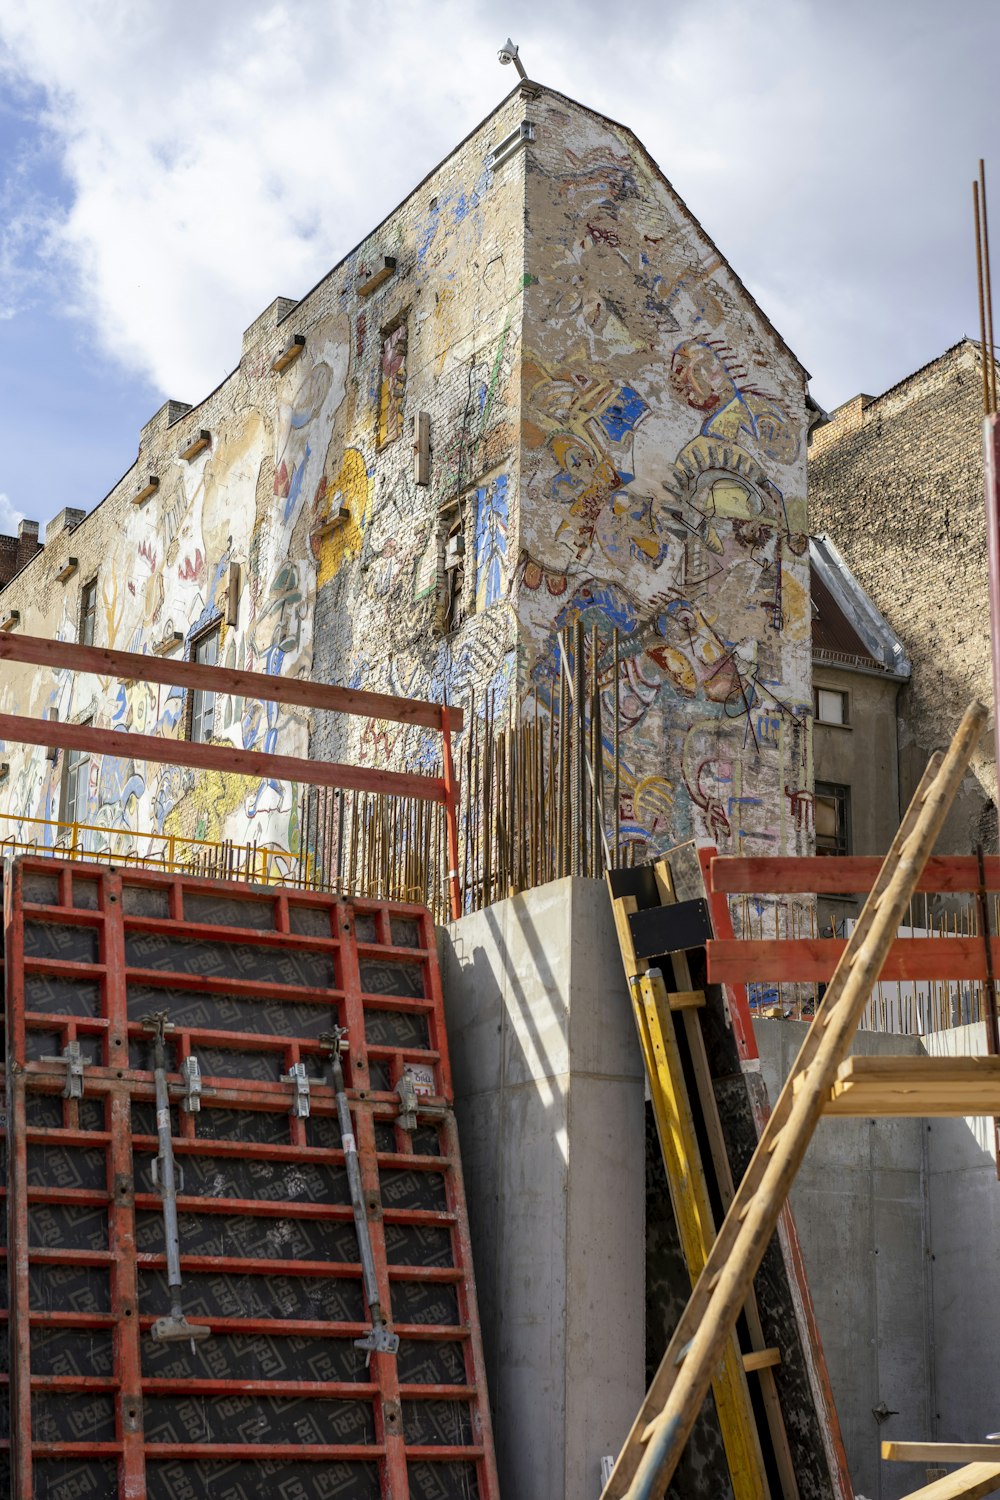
[312,448,374,588]
[781,566,810,643]
[163,766,247,845]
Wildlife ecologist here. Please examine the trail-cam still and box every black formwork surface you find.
[3,857,498,1500]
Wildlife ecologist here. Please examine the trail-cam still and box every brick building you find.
[0,80,815,881]
[809,338,996,858]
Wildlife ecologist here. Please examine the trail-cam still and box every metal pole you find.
[322,1028,399,1356]
[144,1011,210,1353]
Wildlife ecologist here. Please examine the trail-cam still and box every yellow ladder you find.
[609,873,786,1500]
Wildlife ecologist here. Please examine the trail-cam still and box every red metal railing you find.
[0,632,464,919]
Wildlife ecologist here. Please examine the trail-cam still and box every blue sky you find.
[2,0,999,534]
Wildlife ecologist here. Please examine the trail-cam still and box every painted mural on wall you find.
[516,107,812,859]
[0,87,813,886]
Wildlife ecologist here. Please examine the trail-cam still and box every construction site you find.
[3,61,1000,1500]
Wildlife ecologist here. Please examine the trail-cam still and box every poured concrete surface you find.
[440,877,645,1500]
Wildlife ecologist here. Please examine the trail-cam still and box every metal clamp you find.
[395,1071,418,1132]
[40,1039,86,1099]
[150,1155,184,1194]
[179,1055,203,1113]
[283,1061,311,1118]
[354,1321,400,1356]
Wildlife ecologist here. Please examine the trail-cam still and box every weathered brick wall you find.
[517,95,811,856]
[809,340,995,853]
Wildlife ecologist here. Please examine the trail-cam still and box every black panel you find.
[145,1459,381,1500]
[628,898,713,958]
[124,930,334,988]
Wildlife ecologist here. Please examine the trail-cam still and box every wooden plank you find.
[895,1463,1000,1500]
[709,855,1000,896]
[743,1348,781,1373]
[820,1056,1000,1117]
[0,711,448,803]
[0,631,463,732]
[668,989,706,1011]
[708,936,1000,985]
[884,1442,1000,1464]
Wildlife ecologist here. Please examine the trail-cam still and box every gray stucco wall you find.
[439,877,645,1500]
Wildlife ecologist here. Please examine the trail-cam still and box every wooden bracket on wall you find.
[271,334,305,373]
[132,476,159,507]
[55,558,79,584]
[357,257,397,298]
[179,430,211,461]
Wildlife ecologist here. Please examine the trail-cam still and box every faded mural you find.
[515,104,812,859]
[0,84,812,878]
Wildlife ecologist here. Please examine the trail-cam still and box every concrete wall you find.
[756,1020,931,1500]
[439,877,645,1500]
[923,1024,1000,1454]
[757,1018,1000,1500]
[808,342,996,856]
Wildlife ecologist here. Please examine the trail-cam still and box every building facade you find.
[809,339,997,857]
[0,82,815,881]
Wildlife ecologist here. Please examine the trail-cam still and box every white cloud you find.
[1,0,999,408]
[0,492,24,534]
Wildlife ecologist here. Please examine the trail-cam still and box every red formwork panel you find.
[2,855,498,1500]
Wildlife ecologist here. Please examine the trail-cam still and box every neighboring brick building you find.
[809,338,996,856]
[0,519,44,591]
[0,80,814,876]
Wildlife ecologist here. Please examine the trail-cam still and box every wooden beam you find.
[0,631,463,732]
[895,1463,1000,1500]
[710,854,1000,897]
[820,1056,1000,1117]
[668,989,706,1011]
[742,1348,781,1373]
[708,936,1000,985]
[0,711,448,803]
[885,1443,1000,1465]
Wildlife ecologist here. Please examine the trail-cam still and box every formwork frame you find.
[3,856,499,1500]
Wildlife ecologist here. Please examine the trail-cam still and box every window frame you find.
[79,577,98,648]
[59,723,92,827]
[813,684,850,727]
[815,780,851,857]
[186,622,221,744]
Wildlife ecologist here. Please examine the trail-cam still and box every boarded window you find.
[79,578,98,647]
[378,322,407,446]
[815,781,850,855]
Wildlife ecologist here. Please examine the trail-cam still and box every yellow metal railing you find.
[0,813,314,890]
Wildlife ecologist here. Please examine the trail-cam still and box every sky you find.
[1,0,998,534]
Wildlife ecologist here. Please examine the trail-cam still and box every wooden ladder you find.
[600,698,987,1500]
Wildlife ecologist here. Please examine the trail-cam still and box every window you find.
[187,624,220,743]
[378,320,407,446]
[813,686,848,726]
[815,781,851,856]
[79,578,98,647]
[60,725,92,826]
